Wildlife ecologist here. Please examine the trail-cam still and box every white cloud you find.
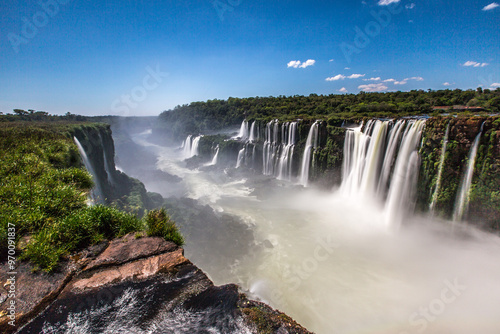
[326,73,365,81]
[363,77,381,81]
[344,67,351,70]
[326,74,346,81]
[443,82,451,86]
[491,83,500,88]
[483,2,499,10]
[378,0,400,5]
[329,59,334,62]
[347,74,365,79]
[339,87,348,93]
[405,3,416,9]
[358,83,388,92]
[287,59,316,69]
[383,78,396,82]
[405,76,424,81]
[300,59,316,68]
[463,61,489,67]
[394,81,407,85]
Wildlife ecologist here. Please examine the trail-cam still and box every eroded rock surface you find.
[1,234,313,334]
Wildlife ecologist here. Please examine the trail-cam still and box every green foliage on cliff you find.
[145,208,184,246]
[0,122,182,272]
[156,88,500,140]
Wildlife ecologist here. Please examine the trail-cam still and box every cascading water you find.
[339,119,426,227]
[430,123,450,212]
[277,122,298,181]
[263,120,280,175]
[236,147,246,168]
[73,136,104,204]
[234,120,249,141]
[210,145,219,166]
[299,121,319,186]
[248,121,259,142]
[182,135,202,159]
[384,120,426,228]
[453,124,484,222]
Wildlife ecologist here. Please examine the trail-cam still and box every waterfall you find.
[430,123,450,212]
[210,145,219,165]
[277,122,298,181]
[263,120,280,175]
[182,135,202,159]
[299,121,319,186]
[234,120,249,141]
[453,125,483,222]
[73,136,104,204]
[384,120,426,228]
[249,121,259,142]
[236,147,246,168]
[183,135,193,158]
[339,119,426,227]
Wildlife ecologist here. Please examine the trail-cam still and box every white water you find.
[249,121,259,142]
[453,127,483,222]
[234,120,249,141]
[277,122,298,181]
[236,147,246,168]
[73,136,104,203]
[182,135,202,159]
[99,134,115,186]
[125,128,500,334]
[299,121,319,186]
[208,145,219,166]
[430,123,450,212]
[263,120,280,176]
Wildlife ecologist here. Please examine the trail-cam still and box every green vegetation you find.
[0,121,182,272]
[145,208,184,246]
[156,88,500,140]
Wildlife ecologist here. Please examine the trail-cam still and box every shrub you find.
[144,208,184,246]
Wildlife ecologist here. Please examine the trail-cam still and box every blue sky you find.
[1,0,499,116]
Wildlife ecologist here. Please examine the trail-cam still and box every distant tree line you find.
[157,88,500,138]
[0,110,87,122]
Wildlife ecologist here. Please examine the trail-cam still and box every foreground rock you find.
[1,234,313,334]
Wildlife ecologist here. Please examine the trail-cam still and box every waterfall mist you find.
[109,119,500,334]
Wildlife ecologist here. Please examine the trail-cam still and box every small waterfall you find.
[234,120,249,141]
[277,122,298,181]
[73,137,104,204]
[263,120,280,175]
[183,135,193,158]
[430,123,450,212]
[249,121,259,142]
[236,147,246,168]
[299,121,319,186]
[453,125,484,222]
[384,120,426,228]
[182,135,202,159]
[377,120,405,195]
[210,145,219,165]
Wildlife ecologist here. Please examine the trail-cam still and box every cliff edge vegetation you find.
[0,121,182,273]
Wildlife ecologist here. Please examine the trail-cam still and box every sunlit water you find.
[130,130,500,334]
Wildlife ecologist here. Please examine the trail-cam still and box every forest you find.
[156,88,500,139]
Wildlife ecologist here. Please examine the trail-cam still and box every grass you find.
[0,122,183,272]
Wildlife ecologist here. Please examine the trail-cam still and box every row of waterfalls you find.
[179,118,484,226]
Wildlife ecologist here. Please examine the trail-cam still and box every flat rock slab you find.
[84,234,178,271]
[71,248,188,291]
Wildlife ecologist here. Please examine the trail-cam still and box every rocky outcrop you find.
[2,234,312,334]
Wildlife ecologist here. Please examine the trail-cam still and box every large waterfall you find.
[73,136,104,203]
[453,124,484,222]
[299,121,319,186]
[340,119,426,227]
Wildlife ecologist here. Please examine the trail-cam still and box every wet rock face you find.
[7,234,312,334]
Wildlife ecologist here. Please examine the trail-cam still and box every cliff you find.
[2,234,312,333]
